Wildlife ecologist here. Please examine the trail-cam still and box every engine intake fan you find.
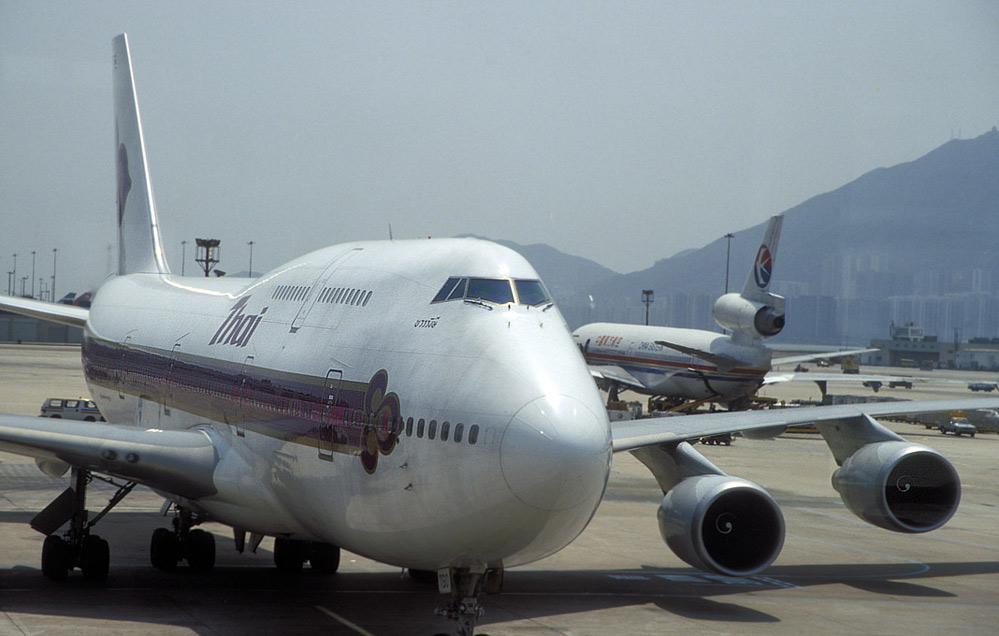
[658,474,785,576]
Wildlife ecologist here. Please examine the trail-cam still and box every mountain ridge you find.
[474,127,999,344]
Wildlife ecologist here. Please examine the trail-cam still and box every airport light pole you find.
[31,251,36,298]
[51,248,57,302]
[247,240,254,277]
[642,289,654,326]
[723,233,734,295]
[195,238,220,277]
[11,253,15,295]
[181,240,187,275]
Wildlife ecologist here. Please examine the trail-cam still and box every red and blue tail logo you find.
[753,245,773,289]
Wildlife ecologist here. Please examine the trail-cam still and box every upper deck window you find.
[431,277,551,306]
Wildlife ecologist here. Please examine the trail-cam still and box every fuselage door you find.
[319,369,343,460]
[118,332,134,401]
[164,342,182,418]
[290,249,362,333]
[235,355,255,437]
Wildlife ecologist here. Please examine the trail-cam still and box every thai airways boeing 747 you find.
[1,35,996,636]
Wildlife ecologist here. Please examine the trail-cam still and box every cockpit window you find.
[433,277,462,303]
[514,279,550,306]
[446,278,468,301]
[467,278,515,304]
[432,276,552,307]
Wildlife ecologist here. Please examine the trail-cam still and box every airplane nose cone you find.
[500,395,611,512]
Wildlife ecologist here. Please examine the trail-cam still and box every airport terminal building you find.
[866,322,999,371]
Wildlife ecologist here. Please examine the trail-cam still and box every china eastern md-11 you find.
[1,35,996,636]
[574,215,892,412]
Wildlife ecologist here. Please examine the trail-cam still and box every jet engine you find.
[657,474,785,576]
[712,293,785,338]
[832,441,961,533]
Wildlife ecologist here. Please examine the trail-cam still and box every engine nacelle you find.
[712,293,785,338]
[832,441,961,533]
[657,474,785,576]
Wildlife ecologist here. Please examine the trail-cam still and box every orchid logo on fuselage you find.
[753,245,773,289]
[210,297,268,347]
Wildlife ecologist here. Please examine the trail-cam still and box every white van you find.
[39,398,106,422]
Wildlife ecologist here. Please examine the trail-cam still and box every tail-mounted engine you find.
[832,441,960,533]
[657,474,785,576]
[712,292,785,339]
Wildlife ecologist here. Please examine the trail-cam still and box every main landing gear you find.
[33,467,136,582]
[150,505,216,573]
[272,536,341,574]
[433,566,503,636]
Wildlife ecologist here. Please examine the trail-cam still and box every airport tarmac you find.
[1,344,998,635]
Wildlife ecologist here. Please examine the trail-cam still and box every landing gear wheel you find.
[186,529,216,573]
[273,537,306,572]
[150,527,179,572]
[80,535,110,581]
[41,535,70,582]
[308,543,340,575]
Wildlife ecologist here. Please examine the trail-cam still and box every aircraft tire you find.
[41,535,70,582]
[80,535,110,581]
[186,529,216,573]
[273,537,305,572]
[150,527,179,572]
[308,543,340,575]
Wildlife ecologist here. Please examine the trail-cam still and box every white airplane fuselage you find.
[573,322,771,401]
[81,238,613,571]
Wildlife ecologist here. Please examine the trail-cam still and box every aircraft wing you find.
[610,397,999,452]
[0,414,218,498]
[588,364,645,390]
[0,295,88,328]
[770,347,878,367]
[762,371,918,386]
[654,340,744,369]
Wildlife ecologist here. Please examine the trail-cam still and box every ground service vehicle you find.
[939,417,976,437]
[39,398,105,422]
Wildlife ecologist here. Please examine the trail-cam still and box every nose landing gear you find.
[433,566,503,636]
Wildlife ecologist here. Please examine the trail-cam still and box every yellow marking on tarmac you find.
[315,605,377,636]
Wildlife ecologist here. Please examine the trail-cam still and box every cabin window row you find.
[270,285,373,307]
[272,285,310,301]
[317,286,372,307]
[403,417,480,445]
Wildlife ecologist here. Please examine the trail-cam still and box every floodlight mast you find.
[195,238,220,277]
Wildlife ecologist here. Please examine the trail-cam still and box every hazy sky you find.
[2,1,998,298]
